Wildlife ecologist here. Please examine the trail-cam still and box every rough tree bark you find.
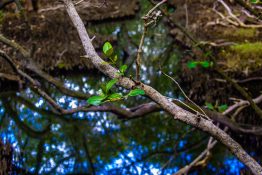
[62,0,262,174]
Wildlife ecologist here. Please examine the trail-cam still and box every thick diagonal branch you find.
[62,0,262,174]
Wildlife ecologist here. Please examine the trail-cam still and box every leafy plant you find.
[119,64,128,75]
[87,83,145,105]
[87,95,107,106]
[218,104,228,113]
[187,61,197,69]
[102,42,128,76]
[199,61,211,68]
[128,89,145,96]
[87,43,145,106]
[187,60,213,69]
[205,102,228,113]
[106,78,118,94]
[205,102,214,110]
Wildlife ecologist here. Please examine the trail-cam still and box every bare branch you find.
[136,0,166,81]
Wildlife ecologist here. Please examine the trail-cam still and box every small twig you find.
[162,71,211,120]
[90,35,96,42]
[223,94,262,115]
[135,0,166,81]
[198,41,236,47]
[75,0,84,6]
[237,77,262,84]
[136,25,146,81]
[184,2,189,28]
[145,0,167,18]
[38,5,64,13]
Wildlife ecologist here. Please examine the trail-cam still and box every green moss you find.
[221,42,262,72]
[230,42,262,57]
[233,28,256,38]
[223,28,257,40]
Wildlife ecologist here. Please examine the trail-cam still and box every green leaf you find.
[106,78,118,93]
[200,61,210,68]
[218,104,228,113]
[108,93,123,101]
[103,42,114,57]
[128,89,145,97]
[120,65,128,73]
[87,95,107,105]
[100,84,107,94]
[187,61,197,69]
[205,102,214,110]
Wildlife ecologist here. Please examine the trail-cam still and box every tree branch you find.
[62,0,262,174]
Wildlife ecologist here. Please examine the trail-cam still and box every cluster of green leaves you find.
[87,79,145,105]
[205,102,228,113]
[103,41,128,76]
[187,60,213,69]
[87,42,145,105]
